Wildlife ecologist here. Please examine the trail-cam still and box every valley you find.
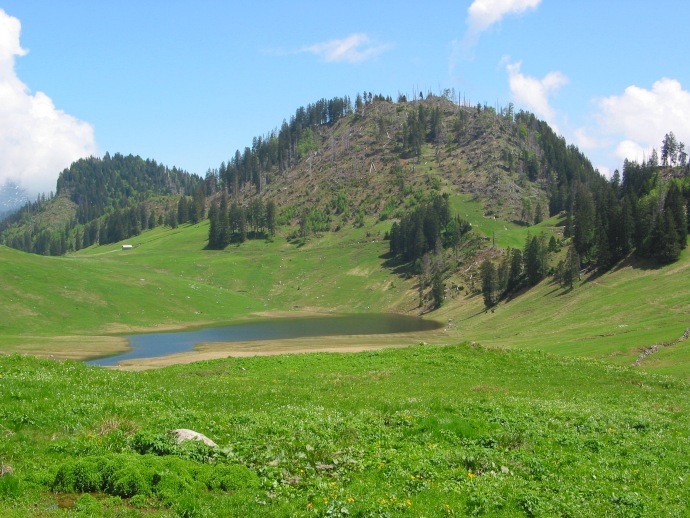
[0,95,689,516]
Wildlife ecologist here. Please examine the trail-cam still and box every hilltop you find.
[1,93,595,256]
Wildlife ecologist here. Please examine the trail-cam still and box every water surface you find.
[87,314,442,366]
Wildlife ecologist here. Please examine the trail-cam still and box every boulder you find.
[170,428,217,447]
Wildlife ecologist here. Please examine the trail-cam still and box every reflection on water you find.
[87,314,442,366]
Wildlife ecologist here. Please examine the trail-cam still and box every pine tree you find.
[207,200,221,249]
[177,196,189,224]
[652,210,681,263]
[595,211,612,269]
[507,248,523,293]
[191,183,206,223]
[480,260,499,308]
[562,247,580,288]
[573,188,596,261]
[524,235,542,287]
[665,182,688,249]
[431,270,444,309]
[265,200,277,238]
[219,192,230,247]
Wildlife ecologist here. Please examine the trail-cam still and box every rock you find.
[0,463,13,477]
[170,429,217,447]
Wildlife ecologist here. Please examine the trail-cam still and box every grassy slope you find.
[2,193,689,377]
[2,197,690,515]
[0,220,418,358]
[437,245,690,379]
[1,345,688,516]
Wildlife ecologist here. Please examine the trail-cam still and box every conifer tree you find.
[665,182,687,248]
[480,260,499,308]
[207,200,221,249]
[265,200,277,238]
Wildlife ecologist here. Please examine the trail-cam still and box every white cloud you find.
[573,127,603,150]
[0,9,96,196]
[301,33,392,64]
[463,0,542,48]
[594,78,690,164]
[614,140,647,164]
[506,60,568,130]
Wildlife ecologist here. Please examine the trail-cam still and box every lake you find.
[87,313,443,366]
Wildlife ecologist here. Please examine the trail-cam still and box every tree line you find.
[481,232,561,308]
[0,154,204,254]
[570,144,689,268]
[213,96,355,196]
[207,192,276,249]
[481,133,689,309]
[388,194,466,263]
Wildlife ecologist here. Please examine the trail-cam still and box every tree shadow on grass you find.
[611,254,666,273]
[380,251,416,278]
[580,254,664,287]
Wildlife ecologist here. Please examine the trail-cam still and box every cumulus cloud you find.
[506,60,568,130]
[463,0,542,48]
[0,9,96,196]
[300,33,392,63]
[594,78,690,163]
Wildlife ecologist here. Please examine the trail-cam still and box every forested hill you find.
[56,153,201,222]
[1,92,688,283]
[0,153,203,254]
[210,93,601,226]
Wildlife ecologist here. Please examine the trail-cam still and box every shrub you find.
[209,464,259,491]
[52,457,102,493]
[74,493,101,514]
[129,431,177,456]
[153,471,197,502]
[109,467,151,498]
[0,474,20,497]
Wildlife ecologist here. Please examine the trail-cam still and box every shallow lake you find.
[87,313,443,366]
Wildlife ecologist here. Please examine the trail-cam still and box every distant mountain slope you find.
[0,153,203,254]
[2,92,686,284]
[0,181,29,220]
[212,94,599,227]
[1,94,598,257]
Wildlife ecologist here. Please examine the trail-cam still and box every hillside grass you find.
[2,202,689,378]
[437,246,690,379]
[449,194,562,250]
[0,221,423,360]
[2,199,690,515]
[1,344,688,516]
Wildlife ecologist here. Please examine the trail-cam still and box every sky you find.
[1,0,690,195]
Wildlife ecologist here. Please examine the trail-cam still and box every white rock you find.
[171,428,217,447]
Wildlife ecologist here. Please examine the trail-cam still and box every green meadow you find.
[1,344,688,516]
[1,209,689,515]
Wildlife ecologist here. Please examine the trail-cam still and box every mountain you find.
[1,93,687,283]
[211,94,598,227]
[0,153,203,254]
[0,181,29,220]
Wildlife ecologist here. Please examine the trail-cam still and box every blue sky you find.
[2,1,689,195]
